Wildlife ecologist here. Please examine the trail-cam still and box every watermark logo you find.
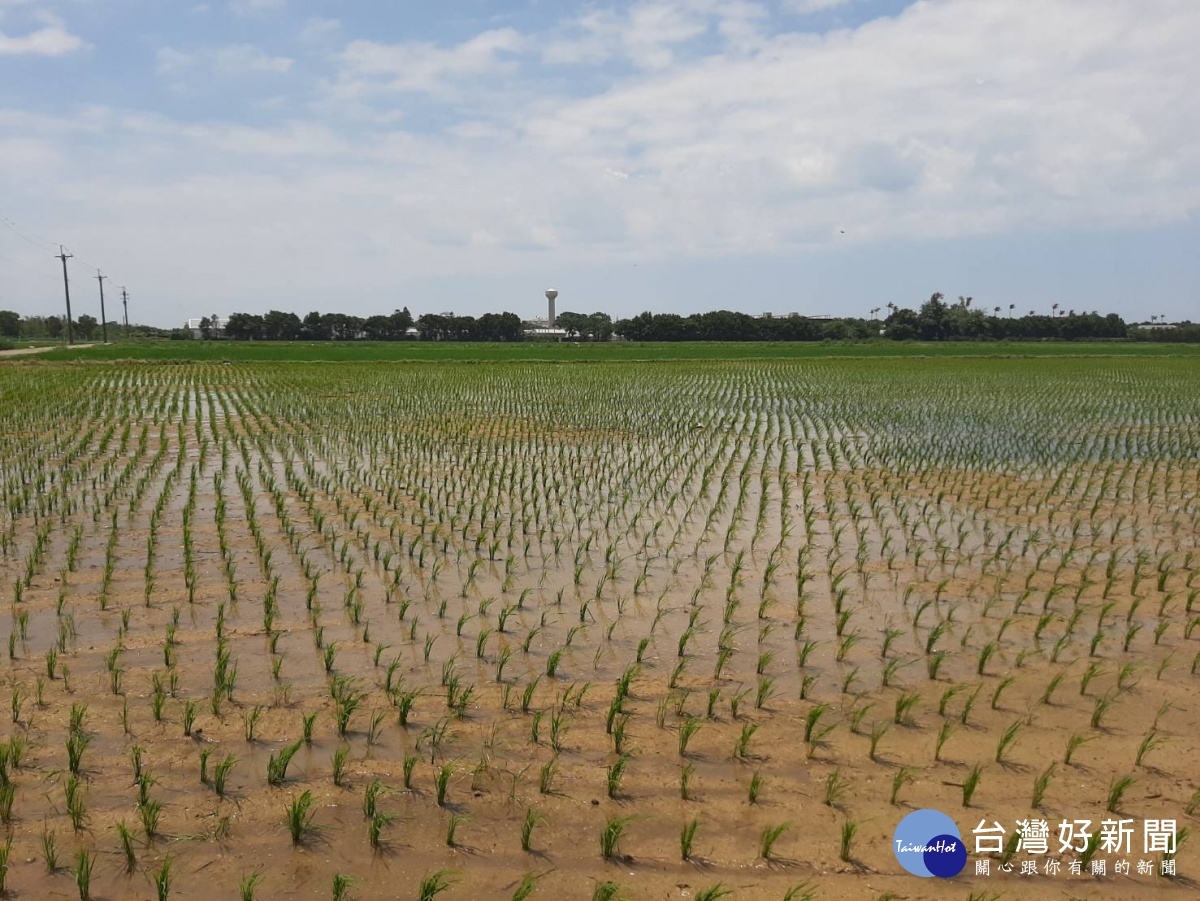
[894,809,967,878]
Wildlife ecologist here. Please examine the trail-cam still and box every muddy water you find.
[0,359,1198,900]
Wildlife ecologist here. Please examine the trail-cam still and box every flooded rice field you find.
[1,357,1198,900]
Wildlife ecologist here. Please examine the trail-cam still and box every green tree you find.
[916,293,949,340]
[883,307,919,340]
[555,311,591,339]
[224,313,264,340]
[0,310,19,338]
[75,314,98,339]
[588,312,614,342]
[389,307,414,336]
[301,311,329,340]
[416,314,448,340]
[262,310,302,340]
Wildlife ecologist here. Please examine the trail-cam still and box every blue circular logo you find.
[893,809,966,878]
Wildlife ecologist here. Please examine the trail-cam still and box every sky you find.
[1,0,1198,327]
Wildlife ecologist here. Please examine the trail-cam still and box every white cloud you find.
[0,13,81,56]
[229,0,284,17]
[155,47,193,75]
[783,0,857,14]
[336,28,523,95]
[213,43,292,74]
[299,16,340,43]
[518,0,1200,249]
[0,135,63,171]
[2,0,1198,321]
[542,0,767,68]
[155,43,292,78]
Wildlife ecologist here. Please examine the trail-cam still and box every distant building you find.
[522,311,570,341]
[1134,322,1178,331]
[185,316,229,339]
[523,326,569,341]
[760,312,833,320]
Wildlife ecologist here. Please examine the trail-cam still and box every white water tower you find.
[545,288,558,327]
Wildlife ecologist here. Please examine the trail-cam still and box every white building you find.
[523,326,569,341]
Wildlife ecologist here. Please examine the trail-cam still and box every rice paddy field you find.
[1,353,1198,900]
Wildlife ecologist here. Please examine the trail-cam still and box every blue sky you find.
[1,0,1197,327]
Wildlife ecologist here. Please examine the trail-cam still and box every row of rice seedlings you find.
[1,358,1196,896]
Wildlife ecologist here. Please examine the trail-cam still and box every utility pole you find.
[121,288,129,335]
[57,246,74,345]
[95,270,109,344]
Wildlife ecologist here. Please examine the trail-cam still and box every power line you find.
[3,211,112,276]
[1,216,55,251]
[0,251,46,277]
[3,213,130,330]
[2,215,107,276]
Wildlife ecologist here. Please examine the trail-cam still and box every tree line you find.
[3,295,1192,344]
[211,297,1137,343]
[220,309,570,342]
[615,295,1131,342]
[218,309,527,342]
[0,312,121,341]
[221,309,415,341]
[1128,323,1200,343]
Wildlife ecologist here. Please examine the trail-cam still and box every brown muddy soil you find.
[0,360,1197,901]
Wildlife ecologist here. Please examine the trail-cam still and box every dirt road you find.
[0,343,92,357]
